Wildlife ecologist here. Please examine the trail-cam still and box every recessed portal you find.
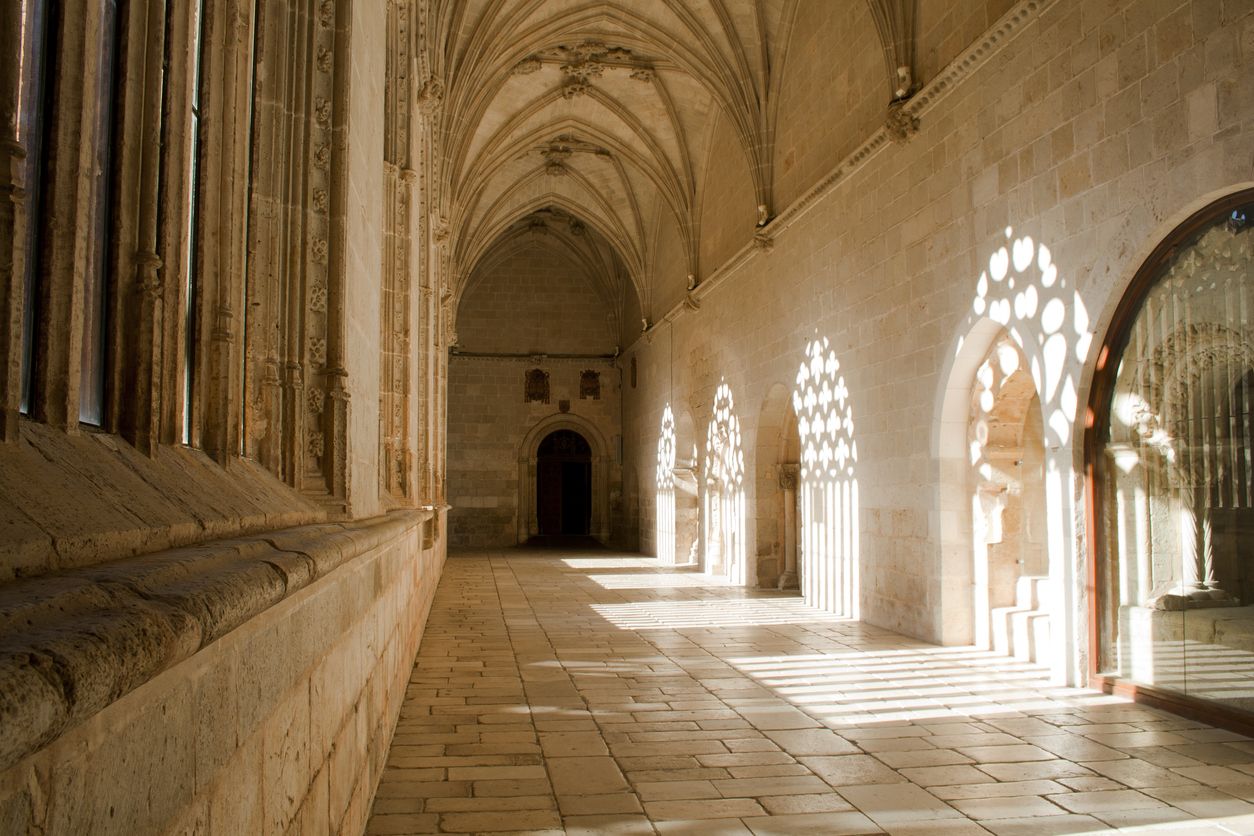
[536,430,592,536]
[969,333,1048,662]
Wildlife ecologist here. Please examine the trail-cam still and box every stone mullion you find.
[379,3,397,498]
[112,0,169,451]
[302,0,346,509]
[157,0,199,447]
[299,0,331,493]
[0,2,28,441]
[380,163,403,498]
[279,4,313,492]
[199,0,257,463]
[413,124,433,506]
[259,4,298,476]
[381,0,415,503]
[30,5,102,431]
[243,0,289,473]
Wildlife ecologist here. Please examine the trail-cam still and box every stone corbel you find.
[417,77,443,116]
[885,100,920,144]
[778,463,799,491]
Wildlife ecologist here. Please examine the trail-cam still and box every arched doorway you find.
[536,430,592,536]
[969,333,1048,660]
[704,381,747,585]
[754,383,802,591]
[517,414,611,544]
[672,409,700,565]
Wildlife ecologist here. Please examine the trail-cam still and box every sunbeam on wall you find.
[793,337,859,617]
[656,405,676,565]
[939,226,1093,683]
[705,382,746,585]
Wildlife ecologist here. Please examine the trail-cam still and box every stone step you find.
[991,575,1051,664]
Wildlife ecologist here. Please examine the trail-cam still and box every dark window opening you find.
[17,0,52,415]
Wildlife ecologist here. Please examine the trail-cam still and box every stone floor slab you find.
[364,550,1254,835]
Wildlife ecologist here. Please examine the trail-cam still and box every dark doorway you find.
[537,430,591,536]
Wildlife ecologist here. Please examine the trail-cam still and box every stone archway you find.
[673,409,700,565]
[755,383,801,590]
[968,333,1049,660]
[937,318,1053,664]
[518,414,610,543]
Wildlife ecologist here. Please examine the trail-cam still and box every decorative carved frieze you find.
[512,40,656,98]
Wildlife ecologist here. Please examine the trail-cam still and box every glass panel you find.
[1099,201,1254,714]
[17,0,50,415]
[79,0,120,426]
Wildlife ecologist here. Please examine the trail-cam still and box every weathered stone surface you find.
[0,511,428,774]
[0,424,325,580]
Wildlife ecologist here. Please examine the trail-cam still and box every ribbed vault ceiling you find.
[429,1,916,332]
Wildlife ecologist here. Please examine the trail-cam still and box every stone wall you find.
[449,238,627,549]
[623,0,1254,684]
[447,356,622,549]
[457,243,620,355]
[0,511,443,834]
[0,2,450,832]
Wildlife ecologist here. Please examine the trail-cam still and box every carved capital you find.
[135,251,164,297]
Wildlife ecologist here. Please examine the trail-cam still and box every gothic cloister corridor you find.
[366,547,1254,835]
[4,0,1254,831]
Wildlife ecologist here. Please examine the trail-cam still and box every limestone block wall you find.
[449,236,629,549]
[448,356,623,549]
[457,244,621,355]
[0,511,444,834]
[623,0,1254,685]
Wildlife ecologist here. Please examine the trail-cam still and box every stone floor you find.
[366,550,1254,835]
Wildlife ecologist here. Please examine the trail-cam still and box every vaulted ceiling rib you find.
[429,0,911,331]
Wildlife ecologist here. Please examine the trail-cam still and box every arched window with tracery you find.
[1090,189,1254,720]
[656,405,676,564]
[793,337,859,617]
[705,382,746,585]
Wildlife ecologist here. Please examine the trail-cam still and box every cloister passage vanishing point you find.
[1,0,1254,833]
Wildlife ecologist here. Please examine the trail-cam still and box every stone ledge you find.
[0,509,427,773]
[0,421,328,581]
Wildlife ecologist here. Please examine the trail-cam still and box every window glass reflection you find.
[1099,199,1254,712]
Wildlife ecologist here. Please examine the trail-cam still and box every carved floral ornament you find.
[511,40,656,98]
[538,135,611,176]
[884,101,919,143]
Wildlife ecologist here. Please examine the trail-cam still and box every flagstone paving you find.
[366,550,1254,835]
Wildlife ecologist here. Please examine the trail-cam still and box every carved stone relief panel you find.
[525,368,550,404]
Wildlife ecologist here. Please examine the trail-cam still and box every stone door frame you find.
[518,413,610,543]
